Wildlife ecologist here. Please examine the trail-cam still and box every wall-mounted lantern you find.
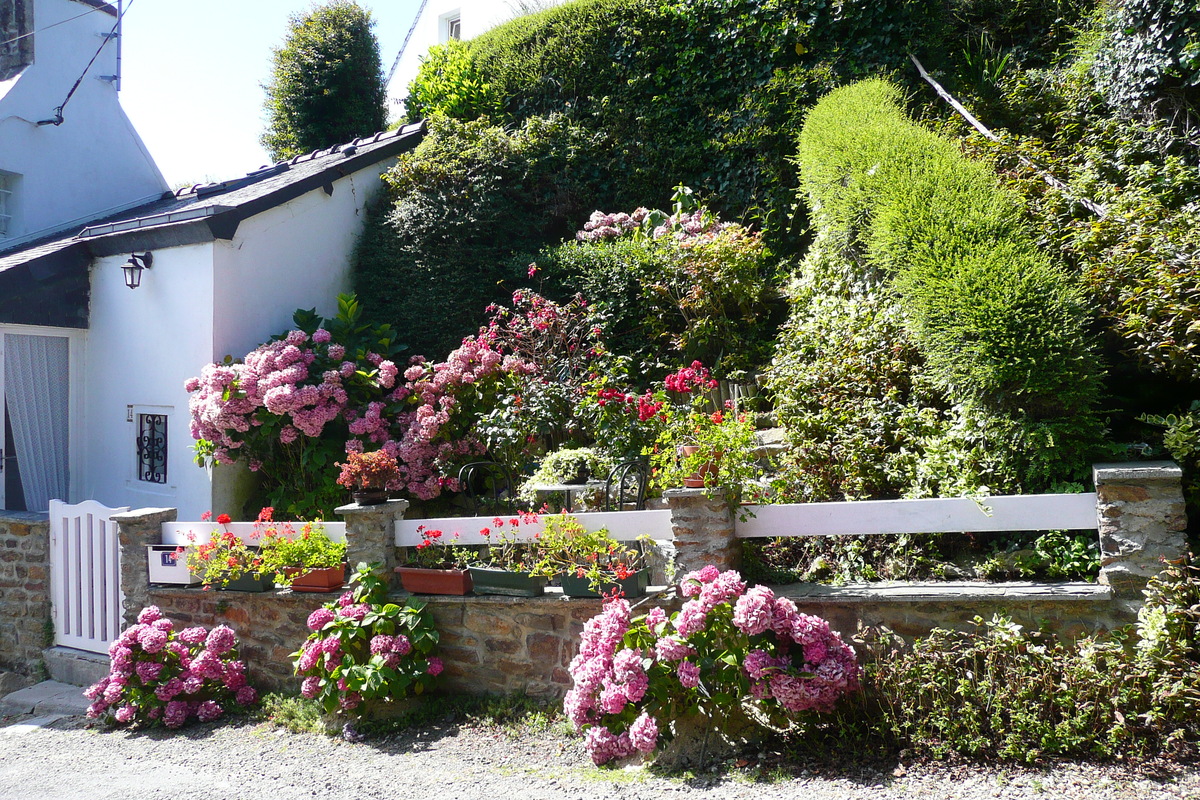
[121,252,152,289]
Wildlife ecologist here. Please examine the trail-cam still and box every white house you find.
[384,0,569,118]
[0,0,427,519]
[0,0,166,248]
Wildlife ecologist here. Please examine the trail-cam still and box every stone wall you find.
[104,461,1186,701]
[0,510,50,676]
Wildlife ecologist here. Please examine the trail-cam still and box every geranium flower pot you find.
[467,567,547,597]
[679,446,721,489]
[560,568,650,599]
[284,564,347,593]
[219,573,275,593]
[395,567,474,596]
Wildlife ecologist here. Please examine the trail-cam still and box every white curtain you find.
[4,334,69,512]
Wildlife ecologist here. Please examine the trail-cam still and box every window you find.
[136,411,168,484]
[439,10,461,43]
[0,0,33,81]
[0,172,13,238]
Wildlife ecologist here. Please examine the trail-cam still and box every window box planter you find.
[560,568,651,599]
[218,573,275,593]
[395,567,473,596]
[283,564,347,593]
[467,567,547,597]
[147,545,200,586]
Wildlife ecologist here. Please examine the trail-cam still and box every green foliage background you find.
[261,0,388,162]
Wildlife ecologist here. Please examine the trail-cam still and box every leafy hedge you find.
[352,114,605,358]
[404,0,1091,244]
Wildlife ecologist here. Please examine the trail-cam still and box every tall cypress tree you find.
[260,1,388,162]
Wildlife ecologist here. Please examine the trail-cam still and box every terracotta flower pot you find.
[395,567,473,595]
[679,446,721,488]
[284,564,347,593]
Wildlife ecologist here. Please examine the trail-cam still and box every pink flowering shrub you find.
[293,563,440,716]
[564,566,859,765]
[84,607,258,728]
[186,293,537,515]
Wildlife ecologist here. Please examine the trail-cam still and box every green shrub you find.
[537,212,783,379]
[1092,0,1200,119]
[791,78,1104,492]
[866,555,1200,762]
[260,1,387,162]
[351,114,602,358]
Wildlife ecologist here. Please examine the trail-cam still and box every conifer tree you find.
[261,1,388,162]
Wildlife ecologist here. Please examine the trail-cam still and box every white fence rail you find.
[50,499,129,654]
[395,510,673,547]
[161,521,347,546]
[735,493,1098,539]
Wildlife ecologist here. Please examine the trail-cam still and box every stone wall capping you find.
[1093,461,1183,482]
[780,580,1112,604]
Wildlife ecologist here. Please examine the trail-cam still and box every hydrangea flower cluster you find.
[185,295,537,504]
[84,607,258,728]
[574,203,729,244]
[293,563,441,717]
[564,566,860,765]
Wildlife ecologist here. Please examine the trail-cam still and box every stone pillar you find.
[665,488,740,576]
[336,498,409,583]
[112,507,176,628]
[1094,462,1188,599]
[0,511,51,676]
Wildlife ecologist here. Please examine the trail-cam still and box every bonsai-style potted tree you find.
[336,449,400,505]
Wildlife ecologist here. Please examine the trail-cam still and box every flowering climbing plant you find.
[564,566,860,765]
[84,607,258,728]
[293,562,441,716]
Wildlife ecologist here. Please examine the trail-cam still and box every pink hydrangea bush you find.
[186,294,536,511]
[293,563,441,716]
[564,566,860,765]
[84,607,258,728]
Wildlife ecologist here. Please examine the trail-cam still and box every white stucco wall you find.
[0,0,167,244]
[385,0,568,118]
[78,242,215,518]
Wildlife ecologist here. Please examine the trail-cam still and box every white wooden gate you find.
[49,499,129,654]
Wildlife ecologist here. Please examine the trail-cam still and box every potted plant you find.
[336,449,400,505]
[647,362,761,498]
[469,513,550,597]
[184,513,275,592]
[528,514,651,598]
[395,526,476,595]
[254,508,347,592]
[518,447,614,511]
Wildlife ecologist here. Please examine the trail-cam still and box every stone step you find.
[43,646,109,688]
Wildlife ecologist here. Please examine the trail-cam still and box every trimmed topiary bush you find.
[789,77,1104,490]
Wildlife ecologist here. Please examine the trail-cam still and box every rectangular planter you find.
[560,568,650,599]
[147,545,200,586]
[467,567,547,597]
[218,573,275,593]
[396,567,473,596]
[284,564,347,593]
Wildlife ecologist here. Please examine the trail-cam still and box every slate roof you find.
[0,122,426,327]
[71,0,118,17]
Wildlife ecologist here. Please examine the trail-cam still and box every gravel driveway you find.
[2,712,1199,800]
